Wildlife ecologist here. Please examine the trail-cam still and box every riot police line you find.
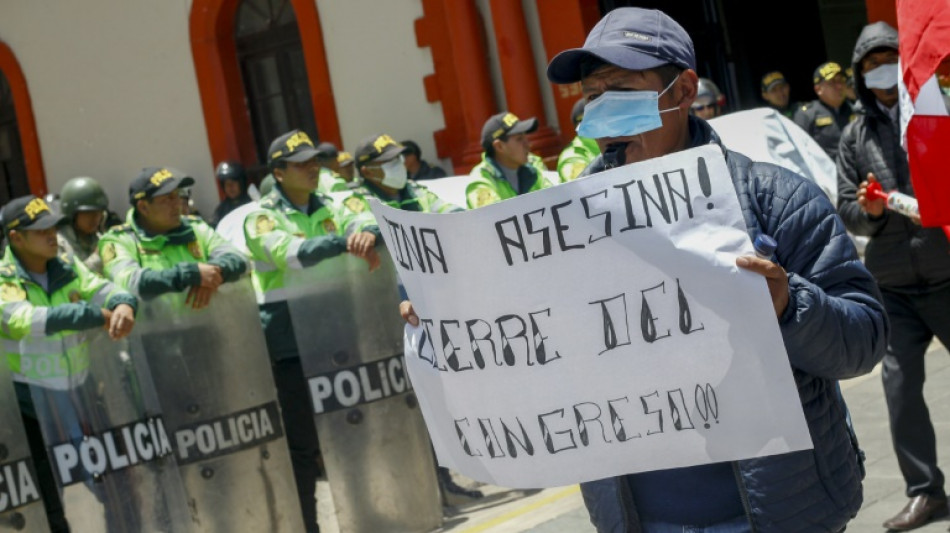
[0,250,442,533]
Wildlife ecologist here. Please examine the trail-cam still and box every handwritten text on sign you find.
[371,145,812,489]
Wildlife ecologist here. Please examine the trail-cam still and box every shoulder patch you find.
[0,265,15,277]
[815,116,833,127]
[255,214,276,235]
[343,196,367,214]
[1,282,26,302]
[101,242,117,265]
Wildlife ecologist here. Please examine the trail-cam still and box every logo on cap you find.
[23,198,50,220]
[149,168,173,187]
[819,63,841,79]
[373,134,397,153]
[762,72,785,87]
[285,131,314,152]
[623,31,651,42]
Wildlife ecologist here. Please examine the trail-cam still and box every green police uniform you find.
[359,180,462,213]
[99,209,248,300]
[466,153,554,209]
[1,247,137,392]
[316,167,349,195]
[793,99,854,161]
[556,136,600,182]
[244,185,379,361]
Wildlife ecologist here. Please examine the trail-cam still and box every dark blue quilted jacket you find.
[578,117,889,532]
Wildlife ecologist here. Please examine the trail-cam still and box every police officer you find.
[690,77,724,119]
[556,98,600,182]
[1,195,136,532]
[98,167,247,309]
[210,160,252,228]
[314,141,349,195]
[355,134,461,213]
[466,111,555,209]
[760,71,796,118]
[794,61,854,160]
[57,176,109,273]
[243,129,381,532]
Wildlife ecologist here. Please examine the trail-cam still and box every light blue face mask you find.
[576,75,681,139]
[863,62,899,89]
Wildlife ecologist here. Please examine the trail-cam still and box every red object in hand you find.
[865,181,950,242]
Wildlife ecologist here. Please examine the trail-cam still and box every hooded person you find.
[836,21,950,531]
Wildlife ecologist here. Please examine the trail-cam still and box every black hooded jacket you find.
[836,21,950,291]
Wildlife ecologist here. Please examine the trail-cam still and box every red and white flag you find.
[898,0,950,226]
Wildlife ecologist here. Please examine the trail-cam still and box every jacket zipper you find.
[732,462,758,532]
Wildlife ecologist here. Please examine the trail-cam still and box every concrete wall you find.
[316,0,449,173]
[0,0,218,215]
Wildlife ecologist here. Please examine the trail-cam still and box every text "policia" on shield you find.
[308,353,410,414]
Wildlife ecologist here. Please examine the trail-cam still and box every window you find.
[0,71,30,204]
[236,0,318,168]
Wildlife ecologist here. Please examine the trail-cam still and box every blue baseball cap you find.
[547,8,695,84]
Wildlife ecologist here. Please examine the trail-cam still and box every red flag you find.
[898,0,950,226]
[898,0,950,101]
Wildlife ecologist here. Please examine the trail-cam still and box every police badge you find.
[101,243,117,264]
[188,241,203,260]
[322,219,337,234]
[256,214,276,235]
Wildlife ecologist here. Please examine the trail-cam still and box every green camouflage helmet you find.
[60,176,109,219]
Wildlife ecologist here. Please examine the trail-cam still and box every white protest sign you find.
[369,145,812,489]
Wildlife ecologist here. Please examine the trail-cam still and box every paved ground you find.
[413,341,950,533]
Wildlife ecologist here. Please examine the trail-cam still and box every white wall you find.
[0,0,220,215]
[316,0,449,173]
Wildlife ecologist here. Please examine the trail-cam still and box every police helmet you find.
[697,78,723,102]
[60,177,109,219]
[215,161,246,184]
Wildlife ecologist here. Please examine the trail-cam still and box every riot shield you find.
[0,361,48,532]
[130,278,303,533]
[25,330,189,533]
[288,250,441,533]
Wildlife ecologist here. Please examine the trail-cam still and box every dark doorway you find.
[235,0,318,181]
[0,70,30,204]
[598,0,867,111]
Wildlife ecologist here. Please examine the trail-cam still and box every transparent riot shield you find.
[288,250,441,533]
[0,361,48,532]
[130,278,303,533]
[25,330,189,533]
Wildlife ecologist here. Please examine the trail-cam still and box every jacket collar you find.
[1,246,77,293]
[263,184,328,215]
[126,208,197,247]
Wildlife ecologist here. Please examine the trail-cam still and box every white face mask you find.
[380,155,408,189]
[863,63,899,89]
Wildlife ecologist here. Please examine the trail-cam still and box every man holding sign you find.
[399,7,887,533]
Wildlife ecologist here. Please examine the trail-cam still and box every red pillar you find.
[416,0,497,173]
[0,41,47,195]
[535,0,600,143]
[489,0,562,163]
[865,0,898,28]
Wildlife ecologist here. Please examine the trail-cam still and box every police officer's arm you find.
[792,106,812,135]
[419,186,464,214]
[244,209,347,270]
[835,124,888,236]
[74,259,137,338]
[193,219,248,282]
[99,232,204,299]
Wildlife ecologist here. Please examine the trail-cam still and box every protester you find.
[211,160,252,227]
[98,167,246,309]
[466,111,555,208]
[690,77,724,119]
[794,61,853,160]
[243,129,381,532]
[1,195,137,532]
[400,139,447,182]
[57,176,109,273]
[760,71,795,118]
[355,134,460,213]
[836,21,950,532]
[403,7,888,531]
[556,97,600,182]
